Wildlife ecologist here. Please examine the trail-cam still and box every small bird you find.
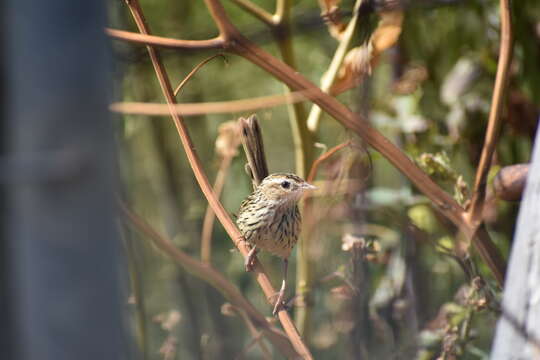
[236,173,316,315]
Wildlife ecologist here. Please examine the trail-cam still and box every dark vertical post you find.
[4,0,126,359]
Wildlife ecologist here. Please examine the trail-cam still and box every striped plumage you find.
[237,173,314,258]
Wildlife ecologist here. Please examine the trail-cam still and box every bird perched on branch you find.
[236,115,315,315]
[237,173,315,315]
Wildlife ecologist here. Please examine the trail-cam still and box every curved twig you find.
[174,54,227,96]
[307,141,351,184]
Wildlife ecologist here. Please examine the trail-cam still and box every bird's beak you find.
[302,182,317,190]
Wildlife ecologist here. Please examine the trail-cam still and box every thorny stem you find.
[123,0,313,358]
[120,202,299,358]
[467,0,513,230]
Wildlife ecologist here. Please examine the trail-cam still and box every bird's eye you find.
[281,180,291,189]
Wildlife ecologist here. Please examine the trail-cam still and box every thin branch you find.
[106,28,224,49]
[174,54,227,97]
[110,87,316,116]
[123,1,313,357]
[229,0,275,26]
[201,155,234,264]
[119,202,299,358]
[467,0,513,225]
[307,141,351,183]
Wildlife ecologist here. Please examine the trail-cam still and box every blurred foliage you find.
[110,0,540,358]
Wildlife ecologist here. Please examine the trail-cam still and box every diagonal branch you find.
[121,0,313,358]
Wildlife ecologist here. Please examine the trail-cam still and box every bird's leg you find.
[244,246,258,272]
[272,258,288,315]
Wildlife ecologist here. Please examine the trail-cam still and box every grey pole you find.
[3,1,126,359]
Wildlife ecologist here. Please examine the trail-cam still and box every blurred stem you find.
[306,0,363,133]
[200,155,234,264]
[120,224,148,360]
[271,0,316,336]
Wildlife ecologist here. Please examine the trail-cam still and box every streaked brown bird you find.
[237,173,315,315]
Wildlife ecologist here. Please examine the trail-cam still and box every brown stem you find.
[467,0,513,225]
[110,88,315,116]
[123,1,313,357]
[307,141,351,184]
[174,54,227,97]
[200,155,233,264]
[106,28,224,49]
[119,202,299,358]
[230,0,275,26]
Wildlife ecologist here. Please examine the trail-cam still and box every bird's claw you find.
[244,255,256,272]
[271,290,287,316]
[244,246,258,272]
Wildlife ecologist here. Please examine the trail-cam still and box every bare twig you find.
[230,0,275,26]
[106,28,224,49]
[122,1,312,357]
[174,54,227,97]
[110,87,317,116]
[307,141,351,183]
[120,202,299,358]
[467,0,513,226]
[201,155,237,264]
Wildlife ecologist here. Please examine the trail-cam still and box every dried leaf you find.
[153,310,182,331]
[392,65,428,94]
[341,233,366,251]
[331,43,375,93]
[330,284,355,300]
[371,11,404,55]
[215,121,241,158]
[220,302,237,317]
[319,0,347,40]
[330,11,404,94]
[159,335,178,360]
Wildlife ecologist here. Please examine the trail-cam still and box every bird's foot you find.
[244,246,258,272]
[270,289,289,316]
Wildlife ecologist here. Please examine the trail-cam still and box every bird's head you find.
[257,173,316,203]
